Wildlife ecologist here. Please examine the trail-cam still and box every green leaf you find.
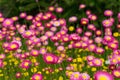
[64,0,74,5]
[19,3,37,11]
[38,1,49,7]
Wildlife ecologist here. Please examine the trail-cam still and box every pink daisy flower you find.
[95,47,105,54]
[80,18,89,25]
[79,4,86,9]
[2,19,13,27]
[87,55,95,61]
[70,72,81,80]
[102,19,113,27]
[39,48,47,55]
[104,10,113,16]
[88,44,96,52]
[30,49,39,57]
[48,6,55,12]
[112,69,120,78]
[8,42,19,51]
[94,71,114,80]
[20,12,27,18]
[69,16,78,22]
[57,45,65,51]
[56,7,63,13]
[16,72,21,78]
[87,24,96,31]
[80,73,90,80]
[76,28,82,34]
[31,73,43,80]
[94,37,103,43]
[0,54,6,60]
[92,58,103,67]
[20,60,31,69]
[26,15,33,20]
[43,53,59,64]
[88,14,97,21]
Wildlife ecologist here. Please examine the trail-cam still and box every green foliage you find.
[0,0,120,18]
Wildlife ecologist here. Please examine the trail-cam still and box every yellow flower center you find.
[6,21,11,25]
[46,56,53,61]
[99,76,108,80]
[35,75,40,80]
[11,44,17,49]
[74,74,79,78]
[114,71,120,77]
[24,62,29,66]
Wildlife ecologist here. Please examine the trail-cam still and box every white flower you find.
[53,21,60,27]
[105,60,110,64]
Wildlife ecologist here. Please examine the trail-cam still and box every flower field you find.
[0,0,120,80]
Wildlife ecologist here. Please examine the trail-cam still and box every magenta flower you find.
[88,14,97,21]
[112,69,120,78]
[102,19,113,27]
[45,31,54,37]
[76,28,82,34]
[69,16,78,22]
[20,60,31,69]
[103,36,113,43]
[62,36,69,42]
[40,35,48,42]
[2,19,13,27]
[94,37,103,43]
[20,12,27,18]
[30,49,39,57]
[94,71,114,80]
[7,42,19,51]
[0,17,4,22]
[51,36,59,42]
[84,31,92,37]
[80,18,89,25]
[70,72,81,80]
[73,42,81,48]
[86,10,91,15]
[11,16,18,21]
[26,15,33,21]
[39,48,47,55]
[95,47,105,54]
[80,73,90,80]
[31,73,43,80]
[48,6,55,12]
[87,55,95,61]
[81,36,89,42]
[104,10,113,16]
[92,58,102,67]
[16,72,21,78]
[108,42,118,50]
[87,24,96,31]
[81,42,88,49]
[0,54,6,60]
[52,20,60,27]
[88,44,96,52]
[59,18,66,26]
[57,45,65,51]
[56,7,63,13]
[22,30,34,38]
[95,30,102,36]
[20,54,27,59]
[43,53,59,64]
[79,4,86,9]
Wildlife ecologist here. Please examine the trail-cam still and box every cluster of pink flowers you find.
[0,3,120,80]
